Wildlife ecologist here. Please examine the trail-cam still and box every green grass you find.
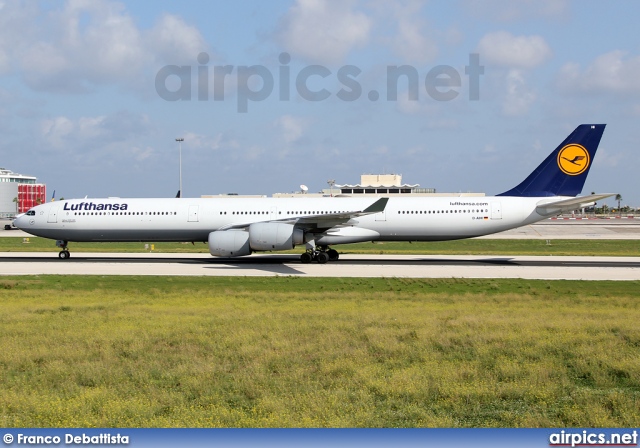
[1,276,639,427]
[3,237,640,256]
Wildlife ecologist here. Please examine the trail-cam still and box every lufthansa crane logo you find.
[557,144,590,176]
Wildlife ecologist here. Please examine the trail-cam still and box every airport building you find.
[204,174,485,199]
[270,174,484,198]
[0,168,46,218]
[334,174,433,195]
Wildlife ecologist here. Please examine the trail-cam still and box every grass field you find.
[1,276,639,427]
[2,236,640,256]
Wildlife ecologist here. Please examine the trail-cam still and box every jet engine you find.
[248,222,304,251]
[208,223,304,257]
[208,230,251,257]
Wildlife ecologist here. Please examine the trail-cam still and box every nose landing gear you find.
[56,240,70,259]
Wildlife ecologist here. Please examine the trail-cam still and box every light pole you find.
[175,138,184,198]
[327,179,335,197]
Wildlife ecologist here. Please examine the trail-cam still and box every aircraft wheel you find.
[59,250,70,260]
[327,249,339,261]
[316,252,329,264]
[300,252,312,264]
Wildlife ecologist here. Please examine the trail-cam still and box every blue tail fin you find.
[498,124,606,197]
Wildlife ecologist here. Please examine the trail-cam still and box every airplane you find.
[14,124,614,263]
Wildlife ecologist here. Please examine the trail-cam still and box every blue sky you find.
[1,0,639,206]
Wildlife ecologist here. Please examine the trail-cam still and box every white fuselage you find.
[15,195,550,245]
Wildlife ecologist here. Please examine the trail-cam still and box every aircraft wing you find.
[536,193,616,216]
[218,197,389,231]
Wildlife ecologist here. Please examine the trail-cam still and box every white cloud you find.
[275,115,309,144]
[0,1,37,74]
[40,111,153,153]
[366,1,438,64]
[40,116,78,150]
[395,90,456,117]
[276,0,372,65]
[396,90,425,114]
[502,69,535,116]
[557,50,640,94]
[20,0,146,91]
[477,31,551,69]
[475,32,548,115]
[130,146,154,162]
[594,148,625,169]
[244,145,265,161]
[146,14,208,65]
[386,1,437,64]
[1,0,208,93]
[444,25,464,47]
[181,132,225,151]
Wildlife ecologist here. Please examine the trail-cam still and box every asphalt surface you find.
[1,252,639,280]
[2,219,639,279]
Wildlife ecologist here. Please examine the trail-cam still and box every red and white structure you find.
[0,167,46,218]
[18,184,47,213]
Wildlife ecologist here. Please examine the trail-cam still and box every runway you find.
[2,220,639,280]
[2,252,639,280]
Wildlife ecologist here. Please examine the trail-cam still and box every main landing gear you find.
[300,246,339,264]
[56,240,70,259]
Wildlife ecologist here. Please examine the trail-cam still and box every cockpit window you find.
[26,210,36,216]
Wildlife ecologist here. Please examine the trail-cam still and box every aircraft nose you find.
[13,214,27,229]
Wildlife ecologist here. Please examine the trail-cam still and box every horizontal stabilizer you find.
[536,193,616,216]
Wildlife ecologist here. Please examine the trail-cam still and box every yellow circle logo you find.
[557,144,590,176]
